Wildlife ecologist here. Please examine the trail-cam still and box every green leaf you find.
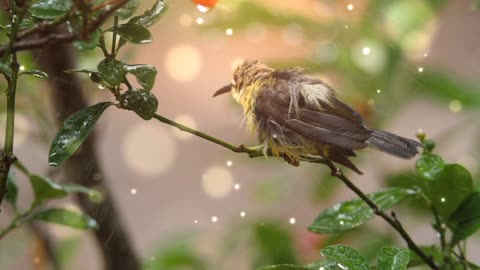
[129,0,168,28]
[5,169,18,207]
[64,69,97,75]
[448,191,480,244]
[305,260,338,270]
[309,188,415,234]
[19,70,48,79]
[429,164,473,219]
[415,154,445,181]
[321,245,370,270]
[49,102,113,167]
[376,247,410,270]
[125,64,157,91]
[115,0,139,19]
[408,246,442,268]
[33,208,98,230]
[62,184,104,203]
[97,58,127,85]
[0,62,11,77]
[120,90,158,120]
[30,0,73,19]
[73,29,100,51]
[110,23,152,44]
[29,175,68,205]
[258,265,312,270]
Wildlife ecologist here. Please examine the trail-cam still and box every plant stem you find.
[0,207,33,239]
[111,16,118,57]
[150,112,440,270]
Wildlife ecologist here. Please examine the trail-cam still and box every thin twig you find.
[151,112,439,270]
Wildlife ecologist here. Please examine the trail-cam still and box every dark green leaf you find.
[110,23,152,44]
[97,58,127,85]
[115,0,139,19]
[5,169,18,207]
[19,70,48,79]
[33,208,98,230]
[125,64,157,91]
[129,0,168,28]
[448,191,480,244]
[430,164,473,219]
[120,90,158,120]
[62,184,104,203]
[30,0,73,19]
[408,246,442,268]
[73,29,100,51]
[321,245,370,270]
[49,102,113,167]
[29,175,68,205]
[376,247,410,270]
[64,69,97,75]
[144,241,207,270]
[415,154,445,181]
[305,260,338,270]
[309,188,415,234]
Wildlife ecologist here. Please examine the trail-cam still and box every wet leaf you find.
[309,188,415,234]
[408,246,443,268]
[5,170,18,207]
[321,245,370,270]
[29,175,68,205]
[62,184,104,203]
[49,102,113,167]
[129,0,168,28]
[429,164,473,220]
[415,154,445,181]
[448,191,480,245]
[120,90,158,120]
[0,62,11,77]
[33,208,98,230]
[19,70,48,79]
[97,58,127,85]
[30,0,73,19]
[73,29,100,51]
[125,64,157,91]
[110,23,152,44]
[376,247,410,270]
[115,0,139,19]
[64,69,97,75]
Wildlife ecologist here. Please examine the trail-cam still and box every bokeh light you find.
[202,166,234,198]
[165,44,203,82]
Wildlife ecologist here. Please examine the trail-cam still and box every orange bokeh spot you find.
[192,0,218,8]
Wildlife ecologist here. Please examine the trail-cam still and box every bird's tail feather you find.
[367,129,421,159]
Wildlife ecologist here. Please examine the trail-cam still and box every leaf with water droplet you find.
[120,90,158,120]
[309,188,415,234]
[33,208,98,230]
[321,245,370,270]
[49,102,113,167]
[98,58,127,86]
[62,184,104,203]
[448,191,480,245]
[429,164,473,219]
[29,0,73,19]
[125,64,157,91]
[73,29,101,51]
[416,154,444,181]
[109,23,152,44]
[258,260,337,270]
[19,70,48,79]
[376,246,410,270]
[129,0,168,28]
[30,175,68,205]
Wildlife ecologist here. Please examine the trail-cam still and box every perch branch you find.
[151,112,439,270]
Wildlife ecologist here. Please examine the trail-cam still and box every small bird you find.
[213,60,421,174]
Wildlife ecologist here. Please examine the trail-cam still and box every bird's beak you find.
[213,84,232,97]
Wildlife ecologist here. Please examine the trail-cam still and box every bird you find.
[213,60,421,175]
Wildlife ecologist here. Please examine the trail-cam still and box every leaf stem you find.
[111,16,119,57]
[0,206,34,239]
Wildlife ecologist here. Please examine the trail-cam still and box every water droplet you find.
[226,160,233,167]
[226,28,233,36]
[339,220,345,225]
[289,217,296,224]
[234,183,240,190]
[240,211,246,217]
[196,4,210,13]
[449,100,462,113]
[98,84,106,90]
[347,4,354,11]
[130,188,137,195]
[376,89,381,93]
[440,197,446,202]
[337,245,346,253]
[211,216,218,223]
[194,220,198,224]
[418,67,424,72]
[362,47,371,55]
[19,65,25,71]
[196,17,204,25]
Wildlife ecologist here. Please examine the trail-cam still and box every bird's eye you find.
[233,73,240,83]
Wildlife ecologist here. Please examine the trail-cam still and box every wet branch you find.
[151,112,440,270]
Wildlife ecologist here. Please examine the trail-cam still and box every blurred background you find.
[0,0,479,269]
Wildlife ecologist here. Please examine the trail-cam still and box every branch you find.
[151,112,439,270]
[0,0,131,57]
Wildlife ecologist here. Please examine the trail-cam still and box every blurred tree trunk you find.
[33,42,141,270]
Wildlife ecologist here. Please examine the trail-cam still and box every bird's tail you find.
[367,129,422,159]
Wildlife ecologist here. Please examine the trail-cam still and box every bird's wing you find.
[254,76,371,150]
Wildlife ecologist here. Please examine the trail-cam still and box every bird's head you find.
[213,60,273,104]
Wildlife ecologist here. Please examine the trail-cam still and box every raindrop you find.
[196,17,204,25]
[226,160,233,167]
[194,220,198,224]
[131,188,137,195]
[440,197,446,203]
[377,89,381,93]
[240,211,246,217]
[211,216,218,223]
[289,217,296,224]
[226,28,233,36]
[196,4,210,13]
[98,84,106,90]
[347,4,354,11]
[19,65,25,71]
[418,67,424,72]
[339,220,345,225]
[362,47,371,55]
